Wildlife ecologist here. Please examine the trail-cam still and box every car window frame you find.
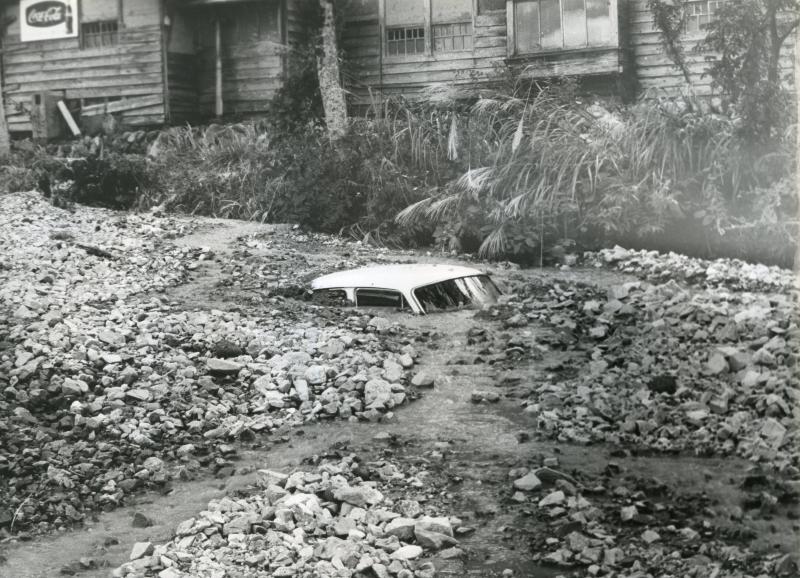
[411,274,500,314]
[354,287,409,310]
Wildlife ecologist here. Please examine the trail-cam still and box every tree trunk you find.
[0,70,9,157]
[316,0,347,141]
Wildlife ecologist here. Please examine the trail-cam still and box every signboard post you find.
[20,0,79,42]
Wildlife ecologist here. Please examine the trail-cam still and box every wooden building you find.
[341,0,795,107]
[0,0,793,137]
[0,0,309,137]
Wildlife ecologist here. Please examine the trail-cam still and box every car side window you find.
[312,289,352,306]
[355,289,406,309]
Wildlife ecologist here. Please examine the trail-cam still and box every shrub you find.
[396,82,797,265]
[145,114,440,245]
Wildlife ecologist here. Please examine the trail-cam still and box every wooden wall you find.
[343,0,795,105]
[187,0,286,117]
[2,0,166,133]
[627,0,795,97]
[342,1,623,107]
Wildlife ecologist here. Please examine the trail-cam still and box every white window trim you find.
[505,0,619,57]
[380,0,477,61]
[683,0,724,40]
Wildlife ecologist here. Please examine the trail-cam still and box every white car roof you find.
[311,264,488,294]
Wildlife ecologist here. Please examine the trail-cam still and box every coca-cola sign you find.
[20,0,78,42]
[25,2,66,27]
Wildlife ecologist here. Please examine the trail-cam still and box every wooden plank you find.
[6,63,163,84]
[4,55,163,76]
[505,0,514,57]
[57,101,81,136]
[81,94,164,116]
[7,73,165,93]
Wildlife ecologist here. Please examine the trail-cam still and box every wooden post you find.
[794,24,800,274]
[215,14,223,117]
[0,34,9,156]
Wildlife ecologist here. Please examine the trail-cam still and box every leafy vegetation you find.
[396,81,796,265]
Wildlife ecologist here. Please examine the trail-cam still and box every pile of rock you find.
[589,246,796,292]
[0,193,422,533]
[508,461,796,577]
[114,455,461,578]
[496,262,799,468]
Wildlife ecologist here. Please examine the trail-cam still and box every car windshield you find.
[413,275,500,313]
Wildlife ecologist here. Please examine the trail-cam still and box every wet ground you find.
[2,218,797,577]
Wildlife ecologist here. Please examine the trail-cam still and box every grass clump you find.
[396,81,797,266]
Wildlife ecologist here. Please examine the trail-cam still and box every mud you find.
[2,218,797,578]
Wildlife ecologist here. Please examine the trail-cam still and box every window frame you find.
[505,0,619,58]
[354,288,408,310]
[683,0,724,38]
[80,19,120,50]
[381,0,476,61]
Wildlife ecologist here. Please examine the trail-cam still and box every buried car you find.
[310,264,501,314]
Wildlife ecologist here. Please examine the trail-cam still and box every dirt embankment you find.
[0,191,798,578]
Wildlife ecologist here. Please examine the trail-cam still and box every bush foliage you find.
[396,82,796,265]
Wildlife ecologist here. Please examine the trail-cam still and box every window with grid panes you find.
[512,0,615,54]
[384,0,474,57]
[433,22,473,52]
[387,26,426,56]
[432,0,473,53]
[685,0,724,34]
[81,20,119,49]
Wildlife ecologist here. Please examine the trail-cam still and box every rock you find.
[14,304,37,319]
[414,516,453,537]
[415,528,458,550]
[333,485,384,508]
[513,472,542,492]
[411,372,435,388]
[212,339,243,358]
[129,542,154,560]
[620,505,638,522]
[505,313,528,328]
[390,545,423,561]
[686,409,709,426]
[125,388,151,402]
[304,365,327,385]
[706,353,728,375]
[224,512,259,536]
[258,469,289,487]
[538,491,565,507]
[131,512,153,528]
[641,529,660,544]
[61,378,88,396]
[364,379,393,409]
[206,358,242,375]
[315,537,359,566]
[98,330,125,346]
[760,418,787,449]
[384,517,416,541]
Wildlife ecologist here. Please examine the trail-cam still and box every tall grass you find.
[397,85,796,262]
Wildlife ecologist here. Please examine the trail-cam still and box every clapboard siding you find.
[342,5,622,106]
[186,0,301,118]
[628,0,795,95]
[2,8,165,133]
